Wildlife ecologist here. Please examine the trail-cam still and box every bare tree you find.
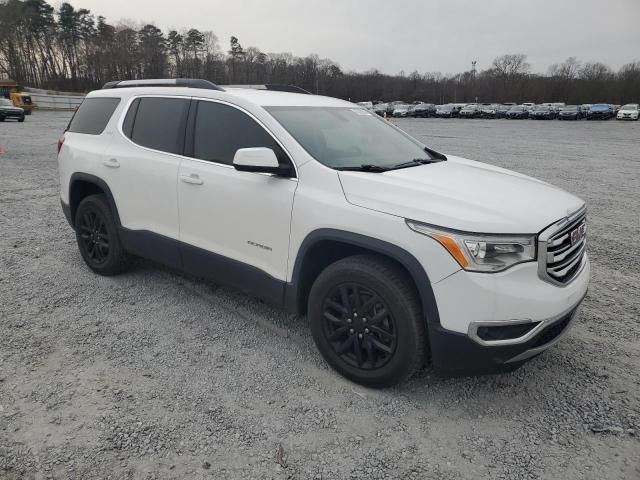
[490,53,531,98]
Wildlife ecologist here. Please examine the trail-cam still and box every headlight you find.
[406,220,536,273]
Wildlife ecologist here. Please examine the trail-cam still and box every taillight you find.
[57,136,65,156]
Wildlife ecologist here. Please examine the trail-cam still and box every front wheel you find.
[75,194,130,276]
[308,255,427,388]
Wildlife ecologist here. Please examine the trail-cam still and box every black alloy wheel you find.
[308,254,426,387]
[77,208,110,265]
[74,194,129,275]
[321,283,397,370]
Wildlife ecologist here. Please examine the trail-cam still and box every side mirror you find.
[232,147,292,177]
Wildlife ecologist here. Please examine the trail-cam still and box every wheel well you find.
[69,180,104,224]
[294,240,422,316]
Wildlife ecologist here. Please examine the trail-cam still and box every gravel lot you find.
[1,112,639,480]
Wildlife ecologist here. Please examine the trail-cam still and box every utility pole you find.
[471,60,477,103]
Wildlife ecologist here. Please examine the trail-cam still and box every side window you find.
[192,101,289,166]
[67,97,120,134]
[126,97,189,154]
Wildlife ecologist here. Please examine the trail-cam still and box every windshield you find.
[267,106,432,169]
[591,104,609,110]
[438,105,453,111]
[621,104,638,110]
[510,106,524,112]
[0,98,13,106]
[534,106,549,111]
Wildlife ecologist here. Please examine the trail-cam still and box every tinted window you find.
[122,98,140,138]
[67,97,120,135]
[193,101,288,166]
[128,97,189,154]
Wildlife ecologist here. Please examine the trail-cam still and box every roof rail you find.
[102,78,224,91]
[223,84,312,95]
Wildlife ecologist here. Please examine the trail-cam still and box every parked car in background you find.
[412,103,436,118]
[0,98,25,122]
[435,104,454,118]
[580,104,592,114]
[496,105,512,118]
[521,102,535,114]
[531,105,557,120]
[458,104,481,118]
[506,105,529,119]
[392,104,411,117]
[373,103,388,116]
[357,101,374,110]
[551,103,566,113]
[558,105,583,120]
[616,103,639,120]
[480,104,499,118]
[451,103,467,117]
[588,104,614,120]
[386,101,404,116]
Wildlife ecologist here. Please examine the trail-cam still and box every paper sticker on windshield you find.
[350,109,371,116]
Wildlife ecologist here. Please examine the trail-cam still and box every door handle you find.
[103,158,120,168]
[180,173,204,185]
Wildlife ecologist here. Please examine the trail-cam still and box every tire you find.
[74,194,130,276]
[18,117,24,122]
[308,254,427,388]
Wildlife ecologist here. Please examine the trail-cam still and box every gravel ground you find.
[1,112,638,480]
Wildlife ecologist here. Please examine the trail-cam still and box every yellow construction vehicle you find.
[0,80,36,115]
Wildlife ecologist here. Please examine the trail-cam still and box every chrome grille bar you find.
[538,207,587,286]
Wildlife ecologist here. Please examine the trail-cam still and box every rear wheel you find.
[75,194,129,276]
[308,255,427,388]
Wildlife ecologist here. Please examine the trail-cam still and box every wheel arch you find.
[286,229,441,328]
[68,173,121,227]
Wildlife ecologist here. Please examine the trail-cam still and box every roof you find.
[89,85,353,108]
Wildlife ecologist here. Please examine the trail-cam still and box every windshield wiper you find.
[387,158,439,171]
[334,164,389,172]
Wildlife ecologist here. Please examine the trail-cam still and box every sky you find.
[67,0,640,75]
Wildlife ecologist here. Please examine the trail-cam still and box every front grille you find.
[539,209,587,285]
[529,310,574,348]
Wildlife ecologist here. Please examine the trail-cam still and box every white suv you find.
[58,79,590,387]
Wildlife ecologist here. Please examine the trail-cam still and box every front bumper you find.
[429,299,583,374]
[429,254,590,374]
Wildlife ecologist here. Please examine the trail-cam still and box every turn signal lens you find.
[430,233,469,268]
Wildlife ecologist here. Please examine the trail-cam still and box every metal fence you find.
[24,87,85,111]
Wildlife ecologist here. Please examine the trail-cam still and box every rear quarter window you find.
[67,97,120,135]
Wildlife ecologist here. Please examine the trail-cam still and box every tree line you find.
[1,0,639,104]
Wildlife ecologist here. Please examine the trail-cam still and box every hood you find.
[619,109,638,114]
[338,155,584,234]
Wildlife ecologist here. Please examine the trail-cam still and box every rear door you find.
[102,95,190,267]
